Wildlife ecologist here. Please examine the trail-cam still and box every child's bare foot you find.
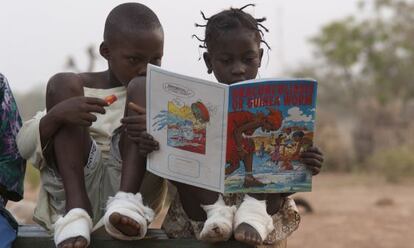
[109,212,141,237]
[57,236,88,248]
[244,175,265,188]
[234,222,262,246]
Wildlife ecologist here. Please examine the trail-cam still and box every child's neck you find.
[81,71,124,89]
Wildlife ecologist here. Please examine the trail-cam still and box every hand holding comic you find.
[121,102,159,155]
[300,146,324,175]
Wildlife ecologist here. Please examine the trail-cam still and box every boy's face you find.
[102,28,164,85]
[204,28,263,85]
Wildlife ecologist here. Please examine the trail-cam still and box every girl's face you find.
[204,28,263,85]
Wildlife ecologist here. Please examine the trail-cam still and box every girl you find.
[163,4,324,247]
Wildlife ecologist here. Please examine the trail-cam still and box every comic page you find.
[146,65,229,192]
[224,79,317,193]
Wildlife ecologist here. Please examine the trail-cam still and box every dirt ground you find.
[288,173,414,248]
[6,173,413,248]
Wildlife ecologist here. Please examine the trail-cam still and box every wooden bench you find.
[14,225,253,248]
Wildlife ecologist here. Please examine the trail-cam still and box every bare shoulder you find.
[79,71,109,88]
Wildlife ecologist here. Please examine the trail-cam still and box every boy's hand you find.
[300,146,324,175]
[49,96,107,126]
[121,102,159,155]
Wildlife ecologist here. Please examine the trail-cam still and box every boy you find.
[17,3,165,248]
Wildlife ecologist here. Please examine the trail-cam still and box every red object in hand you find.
[104,94,117,105]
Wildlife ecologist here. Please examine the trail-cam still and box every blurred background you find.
[2,0,413,247]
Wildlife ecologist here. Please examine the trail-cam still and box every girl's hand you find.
[121,102,159,155]
[300,146,324,175]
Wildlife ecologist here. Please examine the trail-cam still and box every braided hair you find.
[193,4,270,52]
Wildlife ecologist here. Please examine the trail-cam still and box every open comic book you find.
[146,64,317,193]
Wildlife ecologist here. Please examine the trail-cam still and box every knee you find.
[126,76,146,103]
[46,73,83,109]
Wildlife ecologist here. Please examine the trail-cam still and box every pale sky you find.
[1,0,363,93]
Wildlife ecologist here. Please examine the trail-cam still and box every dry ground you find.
[289,173,414,248]
[6,173,413,248]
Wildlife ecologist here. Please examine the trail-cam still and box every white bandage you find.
[53,208,93,246]
[199,195,236,242]
[103,191,154,240]
[234,195,274,241]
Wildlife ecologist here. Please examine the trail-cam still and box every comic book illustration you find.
[224,80,317,193]
[146,65,228,192]
[146,65,317,193]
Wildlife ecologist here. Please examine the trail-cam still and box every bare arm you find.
[39,109,61,149]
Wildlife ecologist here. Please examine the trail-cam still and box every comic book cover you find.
[146,65,317,193]
[224,79,317,193]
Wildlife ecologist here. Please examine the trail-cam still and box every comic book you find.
[146,64,317,193]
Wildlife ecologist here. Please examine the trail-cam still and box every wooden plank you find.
[14,225,253,248]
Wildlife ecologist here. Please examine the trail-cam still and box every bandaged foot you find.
[54,208,93,248]
[104,191,154,240]
[199,195,236,242]
[234,195,274,246]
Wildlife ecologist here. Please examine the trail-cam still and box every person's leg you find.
[46,79,92,248]
[0,206,17,248]
[235,153,282,246]
[172,182,219,221]
[173,182,235,242]
[107,78,152,238]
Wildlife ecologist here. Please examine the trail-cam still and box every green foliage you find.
[309,0,414,104]
[365,145,414,182]
[291,0,414,177]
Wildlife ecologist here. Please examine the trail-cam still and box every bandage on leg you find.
[103,191,154,240]
[234,195,274,245]
[53,208,93,247]
[199,195,236,242]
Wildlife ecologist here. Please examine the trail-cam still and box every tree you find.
[292,0,414,168]
[309,0,414,104]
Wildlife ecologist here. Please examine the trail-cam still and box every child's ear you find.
[258,48,264,68]
[203,52,213,74]
[99,42,110,60]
